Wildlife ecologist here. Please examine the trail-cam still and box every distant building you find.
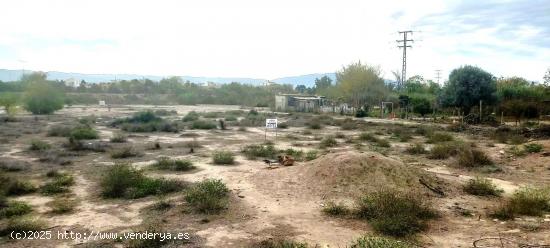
[275,94,327,112]
[64,78,80,88]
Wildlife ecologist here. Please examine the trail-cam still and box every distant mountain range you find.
[0,69,336,88]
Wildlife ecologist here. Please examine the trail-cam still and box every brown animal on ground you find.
[277,155,295,166]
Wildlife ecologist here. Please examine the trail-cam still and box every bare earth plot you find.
[0,104,549,248]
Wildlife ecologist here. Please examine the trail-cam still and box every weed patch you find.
[184,179,229,214]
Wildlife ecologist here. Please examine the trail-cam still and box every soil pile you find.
[253,151,433,200]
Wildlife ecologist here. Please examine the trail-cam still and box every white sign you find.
[265,119,277,129]
[99,100,106,106]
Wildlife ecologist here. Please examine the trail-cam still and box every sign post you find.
[265,118,277,142]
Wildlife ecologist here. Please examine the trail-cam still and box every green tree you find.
[314,75,332,91]
[497,77,544,123]
[0,92,19,116]
[440,65,497,114]
[335,61,388,108]
[22,73,65,114]
[411,97,432,117]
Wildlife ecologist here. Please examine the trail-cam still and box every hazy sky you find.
[0,0,549,82]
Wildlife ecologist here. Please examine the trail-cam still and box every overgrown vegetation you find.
[406,143,426,154]
[319,136,337,148]
[242,144,277,159]
[40,172,74,195]
[151,157,195,171]
[0,201,32,218]
[322,202,350,216]
[426,132,454,143]
[112,111,179,132]
[350,236,412,248]
[212,151,235,165]
[491,187,550,219]
[110,147,141,159]
[524,143,543,153]
[100,164,182,199]
[184,179,229,214]
[29,140,51,151]
[49,197,77,214]
[0,217,46,236]
[110,133,128,143]
[463,177,503,196]
[356,189,437,236]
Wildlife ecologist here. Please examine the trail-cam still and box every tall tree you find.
[335,61,387,108]
[544,67,550,86]
[440,65,497,115]
[314,76,332,91]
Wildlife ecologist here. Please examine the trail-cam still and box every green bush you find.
[212,151,235,165]
[151,157,195,171]
[308,121,322,129]
[182,111,200,122]
[47,125,73,137]
[463,177,503,196]
[70,125,99,140]
[428,142,463,159]
[282,148,304,161]
[184,179,229,214]
[40,173,74,195]
[375,138,391,147]
[322,202,349,216]
[350,236,412,248]
[113,111,178,133]
[415,126,434,136]
[508,145,527,157]
[0,217,46,236]
[191,120,217,130]
[225,115,238,122]
[242,144,277,159]
[0,201,32,218]
[3,179,37,196]
[357,189,437,236]
[426,132,454,143]
[319,136,337,148]
[100,164,182,199]
[255,239,309,248]
[49,197,77,214]
[406,143,426,154]
[23,81,64,115]
[359,132,378,142]
[110,133,127,143]
[524,143,543,153]
[110,147,141,159]
[456,147,492,167]
[305,150,318,161]
[491,187,550,219]
[29,140,51,151]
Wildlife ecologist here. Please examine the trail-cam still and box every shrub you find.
[391,127,413,142]
[191,120,217,130]
[40,173,74,195]
[70,125,99,140]
[255,239,309,248]
[524,143,543,153]
[277,122,288,129]
[406,143,426,154]
[357,189,437,236]
[350,236,412,248]
[182,111,200,122]
[212,151,235,165]
[508,145,527,157]
[456,147,492,167]
[415,126,434,136]
[110,147,141,159]
[242,144,277,159]
[224,115,238,122]
[184,179,229,214]
[491,187,550,219]
[375,139,391,147]
[101,164,182,199]
[0,217,46,236]
[110,133,127,143]
[3,179,37,196]
[426,132,454,143]
[428,142,463,159]
[319,136,337,148]
[49,198,77,214]
[282,148,304,161]
[308,121,322,129]
[29,140,51,151]
[305,150,318,161]
[0,201,32,218]
[23,81,64,115]
[151,157,195,171]
[359,132,378,142]
[322,202,349,216]
[463,177,503,196]
[127,221,168,248]
[121,121,178,133]
[508,135,527,145]
[340,118,358,130]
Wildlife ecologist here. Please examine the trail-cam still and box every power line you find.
[435,69,442,84]
[396,31,413,88]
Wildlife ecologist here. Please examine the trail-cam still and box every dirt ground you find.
[1,104,549,248]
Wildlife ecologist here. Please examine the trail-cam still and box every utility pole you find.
[397,31,413,88]
[435,69,442,84]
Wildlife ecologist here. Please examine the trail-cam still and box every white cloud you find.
[0,0,548,81]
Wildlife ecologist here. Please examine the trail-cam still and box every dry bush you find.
[463,177,503,196]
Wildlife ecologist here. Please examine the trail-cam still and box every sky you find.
[0,0,549,82]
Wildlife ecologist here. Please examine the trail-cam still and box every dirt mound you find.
[253,151,432,200]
